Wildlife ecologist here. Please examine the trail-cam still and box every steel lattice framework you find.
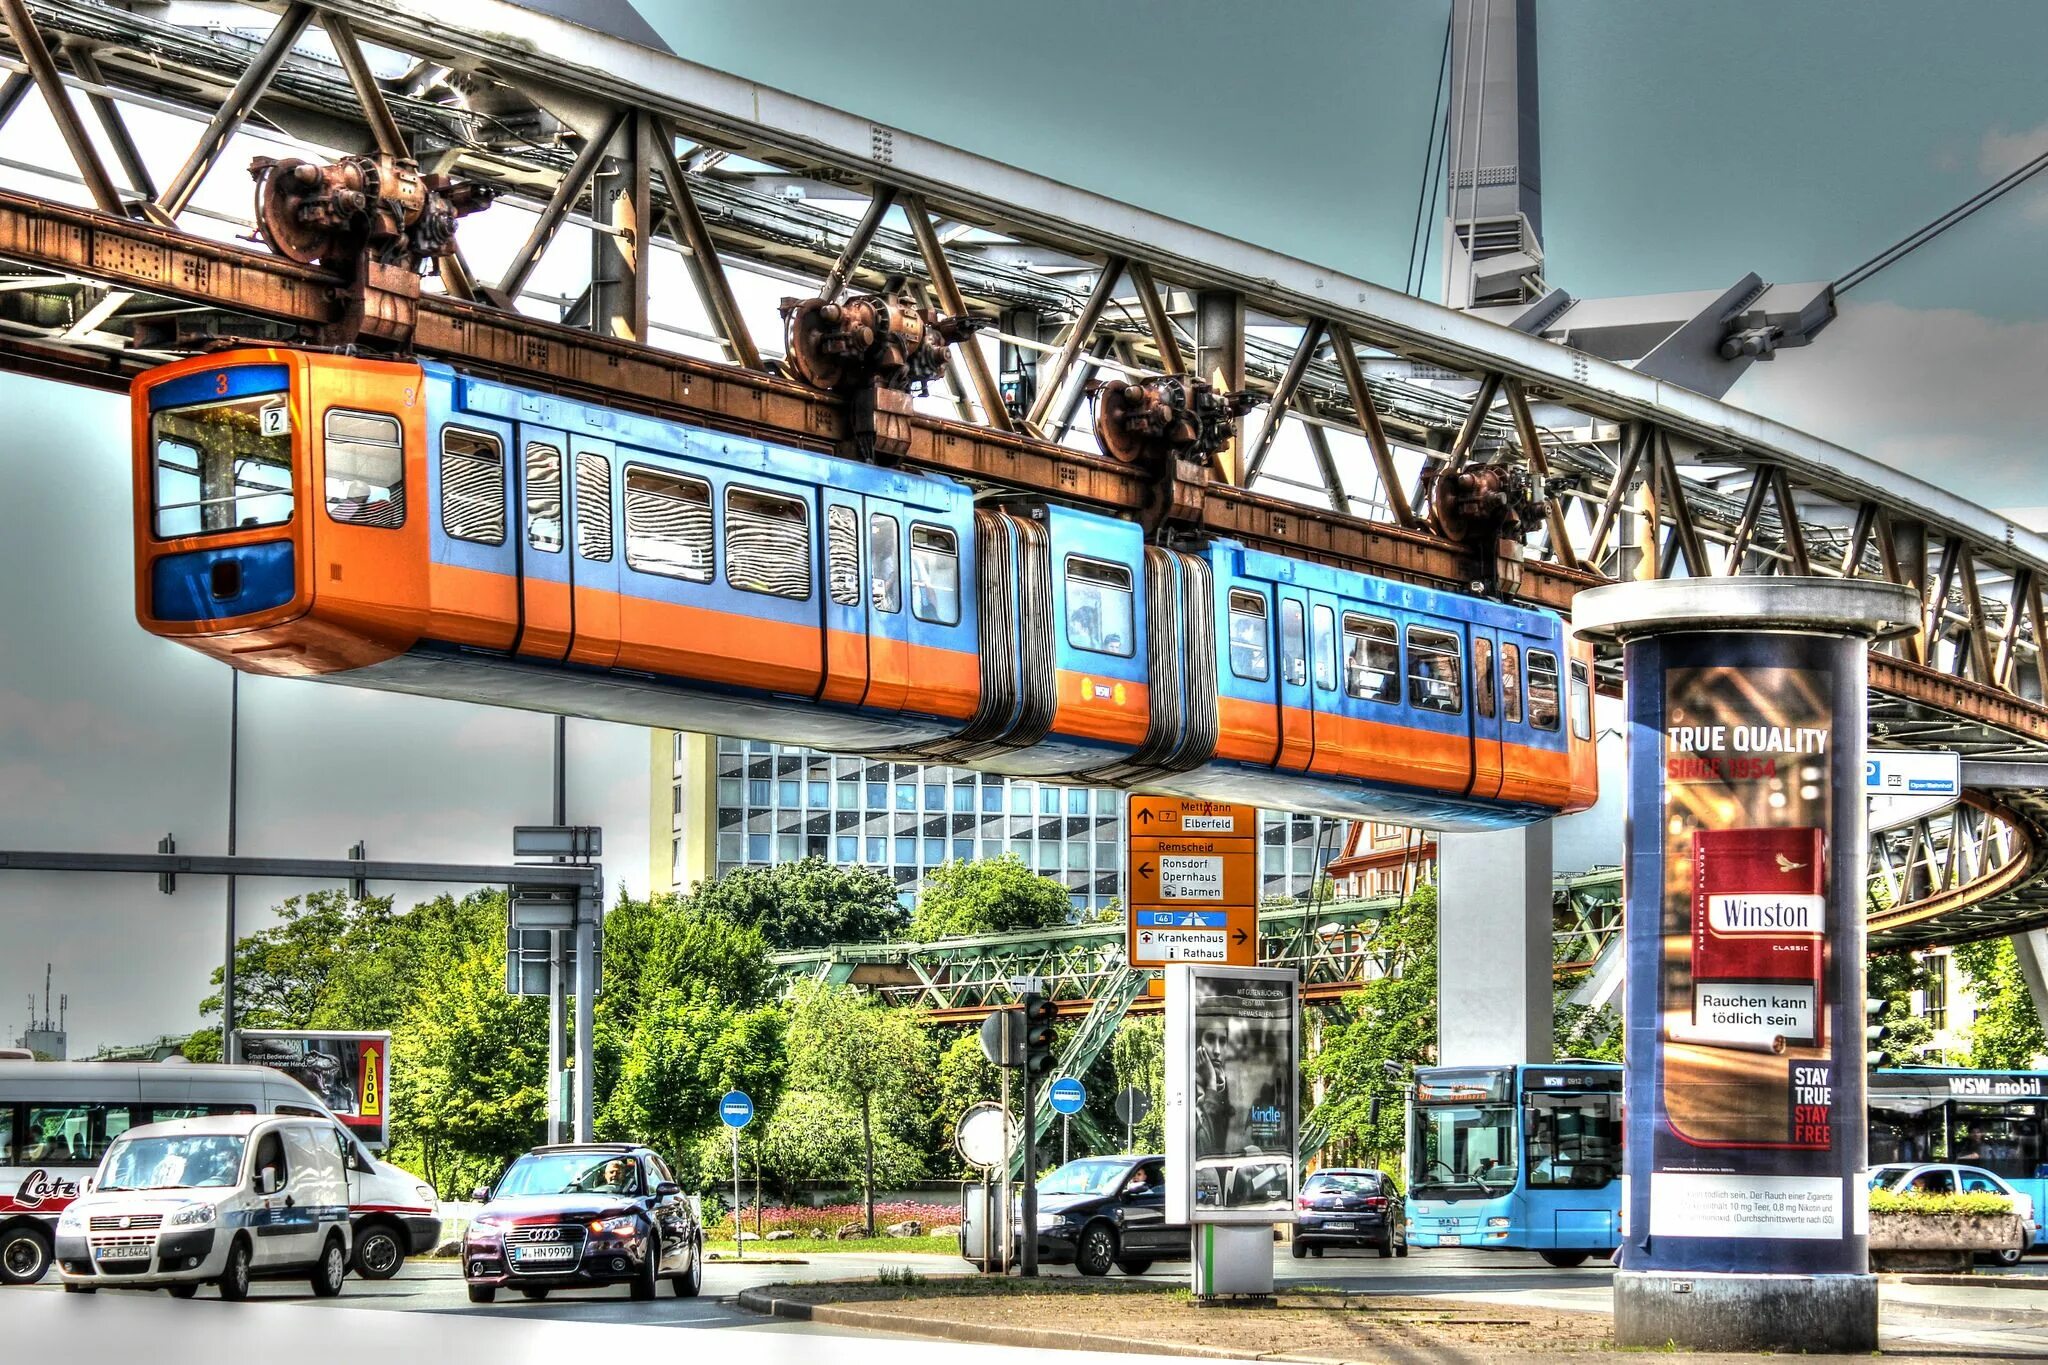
[1,0,2046,942]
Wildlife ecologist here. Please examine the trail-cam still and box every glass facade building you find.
[680,735,1339,912]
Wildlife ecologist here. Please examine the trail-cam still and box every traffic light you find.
[1865,997,1890,1069]
[1021,993,1057,1078]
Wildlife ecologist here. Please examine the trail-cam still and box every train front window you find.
[1066,556,1132,655]
[912,525,962,625]
[152,392,293,537]
[1524,1091,1619,1189]
[1412,1102,1517,1199]
[324,410,403,528]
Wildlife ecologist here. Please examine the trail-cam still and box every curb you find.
[1894,1271,2048,1292]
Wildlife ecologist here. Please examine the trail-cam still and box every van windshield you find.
[99,1134,245,1191]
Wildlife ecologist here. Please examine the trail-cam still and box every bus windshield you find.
[99,1134,245,1192]
[1524,1091,1620,1188]
[1412,1102,1518,1198]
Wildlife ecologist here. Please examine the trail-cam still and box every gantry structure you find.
[0,0,2045,954]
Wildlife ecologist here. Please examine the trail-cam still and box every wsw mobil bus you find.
[0,1060,438,1286]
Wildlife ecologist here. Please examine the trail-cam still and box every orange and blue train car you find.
[133,348,1597,830]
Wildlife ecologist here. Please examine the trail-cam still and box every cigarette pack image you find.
[1690,827,1826,1046]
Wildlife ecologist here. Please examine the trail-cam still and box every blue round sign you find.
[719,1090,754,1128]
[1048,1077,1087,1116]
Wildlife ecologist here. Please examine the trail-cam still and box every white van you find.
[55,1114,352,1298]
[0,1060,437,1284]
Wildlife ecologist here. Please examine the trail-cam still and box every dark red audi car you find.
[463,1144,703,1302]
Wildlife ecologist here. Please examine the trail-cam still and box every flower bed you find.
[1868,1189,2029,1272]
[712,1199,961,1239]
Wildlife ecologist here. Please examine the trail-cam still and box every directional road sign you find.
[1048,1077,1087,1115]
[1127,797,1257,969]
[719,1090,754,1129]
[1866,749,1962,832]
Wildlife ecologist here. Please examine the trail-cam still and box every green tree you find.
[1108,1015,1166,1152]
[193,890,405,1039]
[910,855,1072,940]
[1306,883,1439,1165]
[926,1030,999,1173]
[695,1089,925,1199]
[686,858,908,949]
[1953,939,2046,1069]
[786,982,933,1232]
[1867,948,1937,1065]
[601,992,786,1162]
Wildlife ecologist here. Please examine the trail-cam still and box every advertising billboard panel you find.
[236,1029,391,1146]
[1622,633,1869,1274]
[1164,964,1299,1226]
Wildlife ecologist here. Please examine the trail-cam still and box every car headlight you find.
[169,1203,217,1227]
[416,1184,437,1204]
[56,1206,86,1233]
[591,1214,641,1237]
[468,1213,504,1233]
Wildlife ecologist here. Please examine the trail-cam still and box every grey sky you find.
[7,1,2048,1051]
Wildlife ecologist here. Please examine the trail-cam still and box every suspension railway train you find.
[132,348,1598,829]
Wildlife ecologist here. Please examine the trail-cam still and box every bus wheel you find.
[1538,1250,1590,1269]
[0,1224,52,1284]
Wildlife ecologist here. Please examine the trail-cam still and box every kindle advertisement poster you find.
[1625,633,1868,1276]
[1166,966,1299,1224]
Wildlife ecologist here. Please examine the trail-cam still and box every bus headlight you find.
[1487,1217,1511,1228]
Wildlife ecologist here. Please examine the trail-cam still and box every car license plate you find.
[93,1247,146,1262]
[1438,1234,1461,1246]
[1323,1221,1354,1232]
[512,1244,577,1265]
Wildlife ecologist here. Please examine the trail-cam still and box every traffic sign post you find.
[1049,1076,1086,1165]
[721,1090,753,1259]
[1127,797,1258,970]
[1865,749,1962,831]
[1115,1084,1151,1153]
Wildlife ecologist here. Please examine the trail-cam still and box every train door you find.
[566,437,621,670]
[1468,626,1505,800]
[1306,590,1346,774]
[1274,585,1313,771]
[862,503,909,711]
[512,423,571,661]
[818,490,870,706]
[428,410,518,651]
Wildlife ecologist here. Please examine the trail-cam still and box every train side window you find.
[1473,638,1496,719]
[624,466,713,582]
[1066,556,1133,655]
[1569,660,1593,740]
[1227,591,1269,681]
[1406,625,1464,713]
[1312,605,1337,691]
[826,506,861,606]
[869,513,901,613]
[575,453,613,561]
[912,525,963,625]
[440,427,506,544]
[1280,600,1307,687]
[1528,649,1562,731]
[324,409,404,529]
[525,442,563,553]
[726,486,812,600]
[1341,612,1399,704]
[1501,643,1523,723]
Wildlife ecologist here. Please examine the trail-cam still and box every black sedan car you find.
[463,1144,702,1303]
[1030,1155,1188,1277]
[1292,1168,1407,1258]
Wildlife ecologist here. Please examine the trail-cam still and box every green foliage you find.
[1867,948,1938,1064]
[195,889,407,1036]
[909,855,1072,940]
[1306,883,1438,1164]
[1109,1015,1166,1152]
[1552,1000,1623,1062]
[1869,1188,2016,1217]
[695,1088,924,1197]
[926,1031,999,1174]
[682,857,908,950]
[1952,939,2047,1069]
[786,982,935,1231]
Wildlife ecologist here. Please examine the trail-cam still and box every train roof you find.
[1226,543,1560,631]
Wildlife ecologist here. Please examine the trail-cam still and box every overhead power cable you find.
[1405,8,1454,296]
[1835,142,2048,295]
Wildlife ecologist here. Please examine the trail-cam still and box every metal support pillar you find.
[0,0,124,214]
[156,3,312,218]
[649,116,760,369]
[222,670,240,1063]
[1025,259,1121,433]
[2012,928,2048,1043]
[819,187,896,303]
[903,192,1013,432]
[1443,0,1543,308]
[574,886,596,1141]
[498,110,626,304]
[1436,822,1553,1066]
[590,117,652,343]
[1194,289,1245,483]
[548,714,567,1144]
[62,42,156,207]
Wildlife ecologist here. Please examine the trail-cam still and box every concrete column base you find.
[1615,1271,1877,1352]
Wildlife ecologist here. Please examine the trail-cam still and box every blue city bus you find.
[1404,1062,2048,1259]
[1870,1067,2048,1248]
[1403,1062,1622,1267]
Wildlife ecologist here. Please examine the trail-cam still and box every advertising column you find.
[1574,578,1917,1354]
